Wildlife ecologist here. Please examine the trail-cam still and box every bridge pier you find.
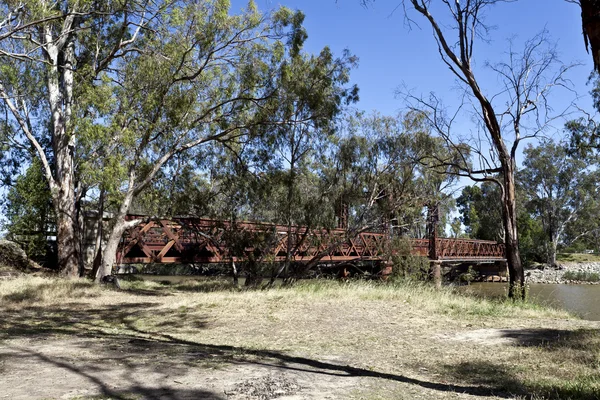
[431,260,442,289]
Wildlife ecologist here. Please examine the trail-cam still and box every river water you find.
[462,283,600,321]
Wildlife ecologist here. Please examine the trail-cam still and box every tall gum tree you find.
[363,0,575,298]
[0,0,306,280]
[0,0,156,277]
[260,47,358,282]
[90,2,307,281]
[520,140,598,266]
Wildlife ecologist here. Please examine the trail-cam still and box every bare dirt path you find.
[0,336,359,400]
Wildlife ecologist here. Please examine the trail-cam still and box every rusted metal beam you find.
[117,215,506,265]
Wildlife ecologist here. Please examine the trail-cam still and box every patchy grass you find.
[557,253,600,263]
[562,271,600,282]
[0,276,599,400]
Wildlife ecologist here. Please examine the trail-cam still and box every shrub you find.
[386,236,429,280]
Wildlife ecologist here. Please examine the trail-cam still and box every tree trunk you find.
[96,219,128,282]
[427,204,441,287]
[76,196,85,277]
[581,0,600,72]
[231,260,239,287]
[430,260,442,289]
[49,35,80,278]
[56,200,79,278]
[245,256,263,288]
[549,239,558,268]
[96,190,135,282]
[502,167,525,299]
[283,158,295,283]
[91,191,105,278]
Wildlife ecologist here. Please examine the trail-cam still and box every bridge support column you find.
[381,261,393,280]
[431,260,442,289]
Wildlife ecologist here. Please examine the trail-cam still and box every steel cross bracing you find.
[117,216,506,265]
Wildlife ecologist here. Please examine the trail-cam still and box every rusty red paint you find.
[117,216,506,265]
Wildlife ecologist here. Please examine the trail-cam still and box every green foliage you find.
[458,266,478,284]
[520,140,600,264]
[517,211,546,266]
[456,182,503,241]
[2,159,54,262]
[320,111,457,236]
[567,76,600,159]
[457,179,551,266]
[386,236,429,280]
[1,0,315,251]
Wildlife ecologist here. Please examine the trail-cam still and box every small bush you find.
[386,236,429,280]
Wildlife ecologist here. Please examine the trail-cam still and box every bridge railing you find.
[117,216,505,264]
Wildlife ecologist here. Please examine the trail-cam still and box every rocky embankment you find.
[526,262,600,284]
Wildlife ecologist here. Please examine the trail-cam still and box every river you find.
[462,283,600,321]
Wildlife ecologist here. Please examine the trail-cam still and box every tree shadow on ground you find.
[11,347,226,400]
[0,302,211,340]
[4,302,600,399]
[440,328,600,400]
[0,303,517,399]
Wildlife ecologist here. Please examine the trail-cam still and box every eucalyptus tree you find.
[362,0,574,298]
[325,111,442,236]
[0,0,155,276]
[0,0,306,280]
[520,140,600,266]
[2,158,54,262]
[92,2,308,282]
[567,76,600,159]
[457,183,504,242]
[255,46,358,279]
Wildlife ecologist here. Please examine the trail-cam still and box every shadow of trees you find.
[2,299,600,399]
[120,276,241,295]
[440,329,600,400]
[15,347,226,400]
[0,302,210,340]
[0,301,515,399]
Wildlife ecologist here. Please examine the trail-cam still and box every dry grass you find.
[557,253,600,263]
[1,276,599,399]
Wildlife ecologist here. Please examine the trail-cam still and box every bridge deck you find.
[117,216,506,265]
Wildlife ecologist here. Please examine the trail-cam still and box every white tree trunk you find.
[47,36,80,277]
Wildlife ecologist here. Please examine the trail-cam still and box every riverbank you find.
[1,276,600,399]
[526,262,600,284]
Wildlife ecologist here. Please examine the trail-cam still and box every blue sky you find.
[229,0,596,230]
[236,0,595,141]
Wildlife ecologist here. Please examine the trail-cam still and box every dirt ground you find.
[1,278,600,400]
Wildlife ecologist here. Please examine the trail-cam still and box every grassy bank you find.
[557,253,600,263]
[1,276,599,399]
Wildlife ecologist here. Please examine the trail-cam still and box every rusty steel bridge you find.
[117,216,506,266]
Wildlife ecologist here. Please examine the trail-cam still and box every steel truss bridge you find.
[117,216,506,266]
